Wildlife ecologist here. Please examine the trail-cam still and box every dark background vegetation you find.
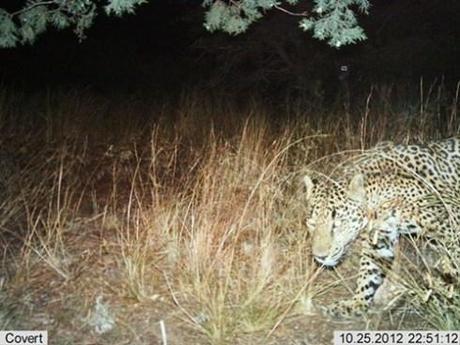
[0,0,459,107]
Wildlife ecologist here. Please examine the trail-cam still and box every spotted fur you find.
[304,137,460,318]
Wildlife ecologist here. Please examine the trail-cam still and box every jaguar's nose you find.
[314,255,327,262]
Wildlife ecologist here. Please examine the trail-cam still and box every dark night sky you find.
[0,0,459,96]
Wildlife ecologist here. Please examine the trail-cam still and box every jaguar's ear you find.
[347,173,366,203]
[303,175,315,201]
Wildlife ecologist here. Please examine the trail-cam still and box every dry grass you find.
[0,82,459,344]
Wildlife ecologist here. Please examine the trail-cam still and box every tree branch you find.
[10,1,57,18]
[273,5,308,17]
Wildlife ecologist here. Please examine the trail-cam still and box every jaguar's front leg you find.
[327,212,400,319]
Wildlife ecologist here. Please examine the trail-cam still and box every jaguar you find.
[304,137,460,318]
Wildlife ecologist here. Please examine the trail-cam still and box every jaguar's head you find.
[304,173,369,267]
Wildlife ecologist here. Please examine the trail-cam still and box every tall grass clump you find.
[111,114,320,343]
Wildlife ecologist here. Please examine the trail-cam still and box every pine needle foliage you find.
[204,0,370,47]
[0,0,369,48]
[0,0,146,48]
